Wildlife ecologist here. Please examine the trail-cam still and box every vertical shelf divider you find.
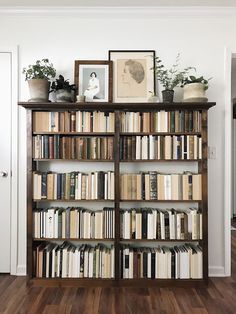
[200,109,208,280]
[114,110,120,281]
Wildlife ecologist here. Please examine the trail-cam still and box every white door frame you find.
[0,46,18,275]
[224,47,235,277]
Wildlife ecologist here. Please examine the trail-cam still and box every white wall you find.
[0,7,234,276]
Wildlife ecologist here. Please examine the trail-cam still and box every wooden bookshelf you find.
[20,101,215,287]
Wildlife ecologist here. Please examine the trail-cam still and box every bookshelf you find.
[19,101,215,286]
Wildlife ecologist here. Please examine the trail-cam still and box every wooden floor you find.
[1,235,236,314]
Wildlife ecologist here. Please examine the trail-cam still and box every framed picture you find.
[108,50,156,103]
[74,60,113,102]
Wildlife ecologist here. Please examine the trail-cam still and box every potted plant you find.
[51,75,76,102]
[22,58,56,102]
[152,53,194,103]
[181,75,212,102]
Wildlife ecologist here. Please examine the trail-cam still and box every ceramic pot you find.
[28,79,50,102]
[162,90,174,103]
[55,89,73,102]
[183,83,208,102]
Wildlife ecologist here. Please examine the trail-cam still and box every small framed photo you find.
[109,50,156,103]
[74,60,113,102]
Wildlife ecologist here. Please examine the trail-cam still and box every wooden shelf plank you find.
[33,238,114,241]
[120,132,202,136]
[120,239,202,242]
[33,132,114,136]
[33,199,114,202]
[33,159,114,162]
[19,101,216,111]
[120,159,201,162]
[120,200,202,203]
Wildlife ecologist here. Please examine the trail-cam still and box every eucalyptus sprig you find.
[152,53,195,90]
[22,58,56,81]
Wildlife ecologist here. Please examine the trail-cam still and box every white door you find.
[0,52,11,272]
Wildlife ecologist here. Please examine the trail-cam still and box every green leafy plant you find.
[152,53,194,90]
[181,75,212,90]
[22,58,56,81]
[51,75,76,92]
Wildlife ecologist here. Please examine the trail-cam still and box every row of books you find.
[33,135,114,160]
[33,207,115,239]
[33,111,115,133]
[120,135,202,160]
[120,244,202,279]
[120,111,202,133]
[120,208,202,240]
[33,171,115,200]
[34,242,114,278]
[120,172,202,200]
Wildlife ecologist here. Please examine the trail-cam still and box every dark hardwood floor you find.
[1,234,236,314]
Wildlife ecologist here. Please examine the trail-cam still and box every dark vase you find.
[162,89,174,103]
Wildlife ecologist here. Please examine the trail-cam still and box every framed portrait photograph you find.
[74,60,113,102]
[109,50,156,103]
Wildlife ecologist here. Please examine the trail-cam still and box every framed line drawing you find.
[74,60,113,102]
[108,50,156,102]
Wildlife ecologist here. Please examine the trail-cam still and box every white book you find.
[135,212,142,239]
[142,136,148,159]
[129,249,133,279]
[89,248,94,278]
[153,209,157,239]
[194,135,198,159]
[165,136,172,160]
[77,172,82,200]
[84,248,89,278]
[68,248,74,278]
[56,249,61,278]
[198,137,202,159]
[111,246,115,278]
[104,173,108,200]
[53,174,57,200]
[51,245,57,278]
[62,246,69,278]
[110,172,115,200]
[124,211,131,239]
[149,135,155,159]
[164,174,172,200]
[95,172,98,200]
[136,136,141,160]
[179,246,190,279]
[47,208,55,238]
[160,211,165,240]
[147,211,154,239]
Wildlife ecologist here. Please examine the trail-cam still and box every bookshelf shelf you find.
[33,132,115,136]
[120,239,201,242]
[120,132,202,136]
[33,199,114,202]
[20,101,215,286]
[120,200,202,203]
[33,159,114,162]
[33,238,115,242]
[120,159,201,162]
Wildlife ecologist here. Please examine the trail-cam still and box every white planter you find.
[183,83,208,102]
[28,79,50,102]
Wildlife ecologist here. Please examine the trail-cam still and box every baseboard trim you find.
[16,265,26,276]
[209,266,226,277]
[15,265,226,277]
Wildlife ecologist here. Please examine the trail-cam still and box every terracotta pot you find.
[28,79,50,102]
[162,90,174,103]
[183,83,208,102]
